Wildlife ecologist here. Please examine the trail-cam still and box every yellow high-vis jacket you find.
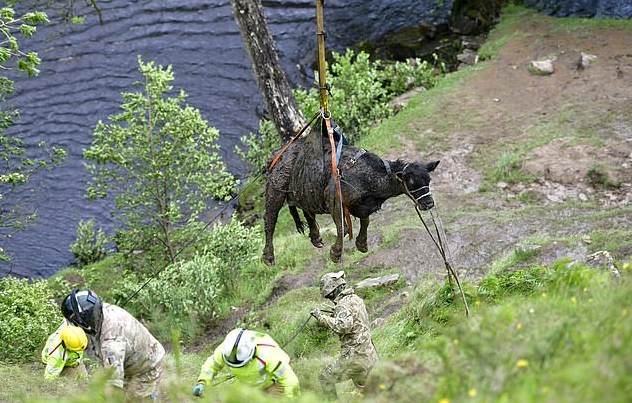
[41,322,83,380]
[197,332,300,398]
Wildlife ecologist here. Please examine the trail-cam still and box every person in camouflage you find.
[310,271,378,400]
[61,289,165,401]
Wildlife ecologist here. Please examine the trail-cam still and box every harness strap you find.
[341,148,366,171]
[325,117,353,239]
[382,159,392,175]
[48,341,63,356]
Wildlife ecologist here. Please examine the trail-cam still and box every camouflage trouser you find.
[318,351,375,401]
[124,357,165,401]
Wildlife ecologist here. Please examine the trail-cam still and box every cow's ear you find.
[426,160,440,172]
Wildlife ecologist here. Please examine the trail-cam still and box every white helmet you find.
[222,328,256,368]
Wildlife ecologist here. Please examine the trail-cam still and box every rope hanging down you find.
[315,0,353,268]
[400,182,470,318]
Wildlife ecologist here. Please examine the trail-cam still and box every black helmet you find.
[61,289,103,334]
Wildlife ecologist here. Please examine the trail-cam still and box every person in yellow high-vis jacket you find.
[41,321,88,380]
[192,328,301,399]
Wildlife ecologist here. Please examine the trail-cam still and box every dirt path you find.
[348,16,632,289]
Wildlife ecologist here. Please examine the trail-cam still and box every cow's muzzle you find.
[410,185,434,210]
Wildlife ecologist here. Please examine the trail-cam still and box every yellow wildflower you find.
[378,384,387,390]
[468,388,477,397]
[453,339,459,345]
[516,359,529,368]
[439,399,450,403]
[516,322,522,330]
[623,309,628,318]
[571,297,576,304]
[622,262,630,270]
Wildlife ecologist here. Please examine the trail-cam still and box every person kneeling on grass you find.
[42,321,89,380]
[61,289,165,401]
[192,328,301,399]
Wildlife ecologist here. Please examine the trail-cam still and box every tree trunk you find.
[230,0,307,142]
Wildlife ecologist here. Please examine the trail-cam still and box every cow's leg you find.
[263,188,286,266]
[304,211,324,248]
[329,206,344,263]
[356,217,369,253]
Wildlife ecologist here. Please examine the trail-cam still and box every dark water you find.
[0,0,452,278]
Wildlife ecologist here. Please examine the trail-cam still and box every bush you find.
[69,218,108,267]
[294,49,445,144]
[380,55,445,96]
[235,119,281,175]
[131,252,224,339]
[294,49,393,143]
[0,277,61,363]
[204,216,262,291]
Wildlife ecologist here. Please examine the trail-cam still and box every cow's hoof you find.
[311,237,324,248]
[356,240,368,253]
[330,248,342,263]
[262,255,275,266]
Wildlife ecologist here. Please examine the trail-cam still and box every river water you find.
[0,0,452,278]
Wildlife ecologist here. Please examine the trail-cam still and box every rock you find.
[496,181,509,189]
[355,273,400,289]
[529,58,556,75]
[389,86,427,112]
[457,49,478,65]
[578,52,597,69]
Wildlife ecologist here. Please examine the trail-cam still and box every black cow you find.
[263,136,439,266]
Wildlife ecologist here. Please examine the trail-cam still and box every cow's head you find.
[397,160,440,210]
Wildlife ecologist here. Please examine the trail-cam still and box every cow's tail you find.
[288,206,306,235]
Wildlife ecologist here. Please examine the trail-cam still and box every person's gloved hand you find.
[192,382,205,397]
[310,307,322,320]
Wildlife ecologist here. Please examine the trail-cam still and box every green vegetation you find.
[0,277,60,363]
[294,49,444,144]
[69,219,109,267]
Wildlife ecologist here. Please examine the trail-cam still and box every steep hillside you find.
[1,6,630,403]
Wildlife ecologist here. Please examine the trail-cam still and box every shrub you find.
[294,49,393,143]
[234,119,281,175]
[380,55,445,96]
[203,216,262,291]
[0,277,61,363]
[132,252,224,338]
[69,218,108,267]
[293,49,445,144]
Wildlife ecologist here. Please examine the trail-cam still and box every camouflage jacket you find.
[317,288,378,360]
[88,303,165,388]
